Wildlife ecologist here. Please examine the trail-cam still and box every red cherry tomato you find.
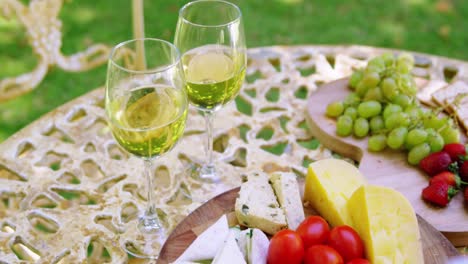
[346,259,370,264]
[296,216,330,249]
[267,229,304,264]
[327,225,365,262]
[304,245,344,264]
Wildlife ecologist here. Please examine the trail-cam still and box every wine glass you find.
[174,0,246,182]
[105,38,187,259]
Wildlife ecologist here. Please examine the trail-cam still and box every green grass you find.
[1,0,468,141]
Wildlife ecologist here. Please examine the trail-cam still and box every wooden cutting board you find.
[158,187,459,264]
[306,78,468,246]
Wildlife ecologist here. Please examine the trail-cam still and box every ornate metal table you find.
[0,45,466,263]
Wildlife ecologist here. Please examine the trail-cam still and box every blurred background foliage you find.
[0,0,467,142]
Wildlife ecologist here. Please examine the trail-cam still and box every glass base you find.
[138,213,162,234]
[121,214,166,259]
[199,164,220,183]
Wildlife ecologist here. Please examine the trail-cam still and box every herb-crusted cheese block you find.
[269,172,305,230]
[235,172,287,235]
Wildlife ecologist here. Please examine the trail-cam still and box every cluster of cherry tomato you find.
[267,216,369,264]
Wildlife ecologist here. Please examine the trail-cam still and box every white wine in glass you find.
[106,38,187,259]
[175,0,246,181]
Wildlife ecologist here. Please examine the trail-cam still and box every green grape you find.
[440,126,460,144]
[392,94,411,108]
[349,70,364,89]
[405,128,428,150]
[397,74,418,96]
[326,101,344,117]
[367,57,386,73]
[383,104,402,120]
[336,115,353,137]
[381,77,398,101]
[422,114,447,130]
[397,52,415,65]
[381,52,395,67]
[397,61,412,74]
[385,112,410,129]
[370,115,385,134]
[343,92,361,107]
[364,87,384,101]
[404,105,422,121]
[344,107,358,120]
[357,101,382,118]
[354,117,370,138]
[427,129,444,152]
[368,134,387,152]
[387,127,408,149]
[361,72,380,89]
[397,53,414,74]
[356,81,370,97]
[408,143,431,165]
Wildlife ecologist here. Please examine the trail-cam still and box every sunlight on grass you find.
[0,92,35,140]
[0,17,22,45]
[403,0,429,5]
[0,95,33,123]
[275,0,303,4]
[66,6,97,24]
[0,57,36,77]
[0,16,21,30]
[378,20,405,45]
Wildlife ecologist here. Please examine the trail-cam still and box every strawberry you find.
[429,171,460,188]
[443,143,466,162]
[419,151,452,176]
[422,181,458,207]
[459,160,468,182]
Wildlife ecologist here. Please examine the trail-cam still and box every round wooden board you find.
[158,186,459,264]
[306,78,468,246]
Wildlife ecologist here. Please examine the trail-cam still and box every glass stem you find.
[139,158,161,233]
[144,158,156,217]
[204,111,215,168]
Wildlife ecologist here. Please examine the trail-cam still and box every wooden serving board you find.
[158,186,459,264]
[306,78,468,246]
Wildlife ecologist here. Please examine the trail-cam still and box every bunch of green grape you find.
[326,52,460,165]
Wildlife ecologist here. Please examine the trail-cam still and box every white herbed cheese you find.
[235,172,287,235]
[269,172,305,230]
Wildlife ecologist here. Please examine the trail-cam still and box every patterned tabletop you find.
[0,45,467,263]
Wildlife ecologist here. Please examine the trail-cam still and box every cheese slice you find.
[347,185,424,264]
[174,215,229,262]
[432,80,468,107]
[235,172,287,235]
[269,172,305,230]
[236,228,269,264]
[305,158,366,227]
[212,229,247,264]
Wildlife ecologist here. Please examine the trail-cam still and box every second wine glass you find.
[174,0,246,181]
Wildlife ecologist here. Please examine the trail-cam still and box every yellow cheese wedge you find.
[347,185,424,264]
[305,158,366,227]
